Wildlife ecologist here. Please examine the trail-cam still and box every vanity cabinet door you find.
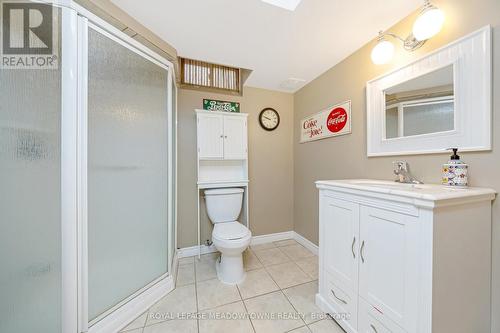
[320,195,359,332]
[322,197,360,291]
[359,206,419,332]
[197,113,224,159]
[223,115,247,160]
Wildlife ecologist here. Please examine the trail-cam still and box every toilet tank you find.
[204,188,244,223]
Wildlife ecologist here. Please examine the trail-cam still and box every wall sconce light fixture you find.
[371,0,445,65]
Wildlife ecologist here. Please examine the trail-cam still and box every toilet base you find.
[216,254,246,285]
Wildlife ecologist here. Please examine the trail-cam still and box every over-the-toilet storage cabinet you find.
[196,109,249,256]
[197,111,248,160]
[315,180,495,333]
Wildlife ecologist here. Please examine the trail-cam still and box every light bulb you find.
[413,3,445,41]
[371,39,395,65]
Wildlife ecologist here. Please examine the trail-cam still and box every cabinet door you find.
[223,116,247,159]
[359,206,419,332]
[320,196,359,332]
[197,113,224,159]
[322,197,360,291]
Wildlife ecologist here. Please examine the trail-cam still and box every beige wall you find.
[177,87,294,248]
[293,0,500,330]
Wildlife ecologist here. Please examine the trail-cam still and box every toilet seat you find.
[211,221,252,285]
[213,221,250,240]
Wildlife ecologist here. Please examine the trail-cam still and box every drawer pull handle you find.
[351,237,356,259]
[361,240,366,263]
[330,289,347,305]
[370,324,378,333]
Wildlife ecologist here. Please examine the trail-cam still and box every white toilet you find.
[204,188,251,284]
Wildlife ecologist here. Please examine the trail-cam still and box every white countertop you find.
[316,179,496,203]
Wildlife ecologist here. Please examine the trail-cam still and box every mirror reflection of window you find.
[385,107,399,139]
[384,65,454,139]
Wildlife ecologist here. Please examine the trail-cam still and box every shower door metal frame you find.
[61,4,79,333]
[72,2,177,332]
[171,80,178,256]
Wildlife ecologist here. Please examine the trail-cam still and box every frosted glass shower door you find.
[0,4,65,332]
[87,27,169,321]
[0,49,63,333]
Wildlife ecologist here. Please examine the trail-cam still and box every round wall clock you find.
[259,108,280,131]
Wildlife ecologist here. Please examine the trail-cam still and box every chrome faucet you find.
[393,161,423,184]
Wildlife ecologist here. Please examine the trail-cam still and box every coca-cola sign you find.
[300,100,351,143]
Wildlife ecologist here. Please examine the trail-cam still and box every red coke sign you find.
[300,100,351,143]
[327,107,348,133]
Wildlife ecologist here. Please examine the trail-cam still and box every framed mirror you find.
[366,26,491,156]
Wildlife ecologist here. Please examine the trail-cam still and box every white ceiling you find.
[110,0,422,92]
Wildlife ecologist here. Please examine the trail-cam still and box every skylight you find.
[261,0,302,11]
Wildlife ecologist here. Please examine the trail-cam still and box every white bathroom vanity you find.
[316,179,496,333]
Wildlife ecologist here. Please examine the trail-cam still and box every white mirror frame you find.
[366,26,491,157]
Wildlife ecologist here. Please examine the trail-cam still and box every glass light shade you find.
[371,40,395,65]
[413,7,445,41]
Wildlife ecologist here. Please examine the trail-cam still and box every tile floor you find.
[120,239,344,333]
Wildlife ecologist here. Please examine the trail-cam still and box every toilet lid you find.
[213,222,249,240]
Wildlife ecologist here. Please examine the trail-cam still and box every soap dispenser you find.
[442,148,468,186]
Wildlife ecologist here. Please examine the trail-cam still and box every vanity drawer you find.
[323,274,358,332]
[358,298,406,333]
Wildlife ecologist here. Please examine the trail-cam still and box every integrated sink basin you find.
[345,179,464,191]
[315,179,496,203]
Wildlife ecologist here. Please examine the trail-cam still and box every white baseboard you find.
[177,230,318,258]
[293,232,319,256]
[177,231,294,258]
[89,276,174,333]
[250,231,295,245]
[177,244,218,258]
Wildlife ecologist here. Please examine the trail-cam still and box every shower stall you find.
[0,1,177,332]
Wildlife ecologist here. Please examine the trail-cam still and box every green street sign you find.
[203,99,240,113]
